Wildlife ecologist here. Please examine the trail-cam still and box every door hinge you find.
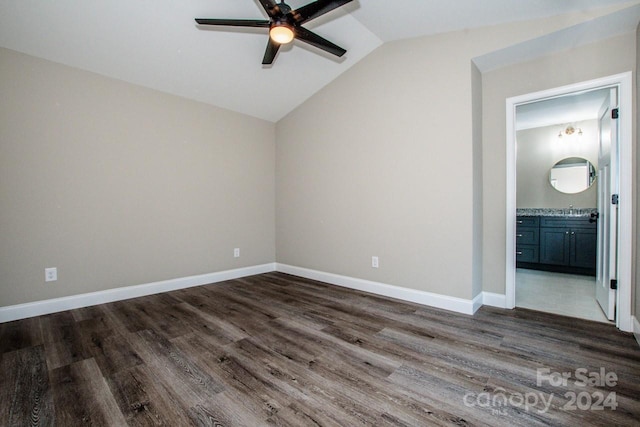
[611,194,619,205]
[612,108,619,119]
[610,279,618,290]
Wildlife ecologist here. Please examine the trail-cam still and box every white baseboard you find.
[482,292,507,309]
[633,316,640,348]
[472,293,484,313]
[0,263,276,323]
[276,263,480,315]
[1,262,510,323]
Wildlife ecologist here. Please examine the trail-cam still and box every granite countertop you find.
[516,208,597,218]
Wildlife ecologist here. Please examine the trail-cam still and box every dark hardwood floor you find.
[1,272,639,426]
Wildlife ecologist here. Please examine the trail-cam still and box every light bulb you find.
[270,25,294,44]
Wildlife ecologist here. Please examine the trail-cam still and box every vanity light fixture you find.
[558,125,583,138]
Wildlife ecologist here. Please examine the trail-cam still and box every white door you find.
[595,87,618,320]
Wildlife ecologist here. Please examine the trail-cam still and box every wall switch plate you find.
[372,256,379,268]
[234,248,240,258]
[45,267,57,282]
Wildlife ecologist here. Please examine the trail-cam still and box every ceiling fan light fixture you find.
[195,0,352,64]
[270,24,294,44]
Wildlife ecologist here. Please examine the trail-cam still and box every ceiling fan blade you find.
[294,26,346,57]
[292,0,353,24]
[263,38,281,65]
[257,0,282,17]
[195,18,271,28]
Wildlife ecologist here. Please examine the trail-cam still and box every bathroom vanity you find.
[516,208,597,276]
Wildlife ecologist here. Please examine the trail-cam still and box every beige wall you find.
[472,63,484,297]
[276,36,475,299]
[517,120,599,209]
[275,12,621,300]
[482,33,636,295]
[2,6,636,310]
[636,22,640,321]
[0,48,276,307]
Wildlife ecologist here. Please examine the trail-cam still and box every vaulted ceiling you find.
[0,0,637,121]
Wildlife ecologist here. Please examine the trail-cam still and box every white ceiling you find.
[516,88,612,131]
[0,0,637,122]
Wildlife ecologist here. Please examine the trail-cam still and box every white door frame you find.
[505,72,633,332]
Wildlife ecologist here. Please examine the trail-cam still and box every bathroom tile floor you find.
[516,268,611,323]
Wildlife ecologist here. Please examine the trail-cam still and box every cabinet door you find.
[571,228,597,268]
[540,227,570,265]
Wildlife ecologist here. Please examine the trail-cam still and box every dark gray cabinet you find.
[540,227,571,265]
[571,228,597,269]
[516,217,539,263]
[517,215,596,276]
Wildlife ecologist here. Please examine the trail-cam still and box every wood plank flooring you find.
[1,272,639,426]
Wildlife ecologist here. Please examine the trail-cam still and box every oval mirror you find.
[549,157,596,194]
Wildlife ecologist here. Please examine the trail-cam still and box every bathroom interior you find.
[515,87,615,323]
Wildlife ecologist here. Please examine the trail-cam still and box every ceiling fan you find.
[195,0,353,65]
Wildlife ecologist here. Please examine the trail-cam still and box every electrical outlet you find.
[45,267,57,282]
[372,256,379,268]
[234,248,240,258]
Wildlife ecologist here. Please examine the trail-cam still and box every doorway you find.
[505,72,633,332]
[514,88,610,323]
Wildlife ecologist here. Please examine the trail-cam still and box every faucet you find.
[569,205,574,215]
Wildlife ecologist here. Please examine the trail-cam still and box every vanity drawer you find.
[516,216,539,228]
[540,217,595,229]
[516,246,539,263]
[516,228,539,245]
